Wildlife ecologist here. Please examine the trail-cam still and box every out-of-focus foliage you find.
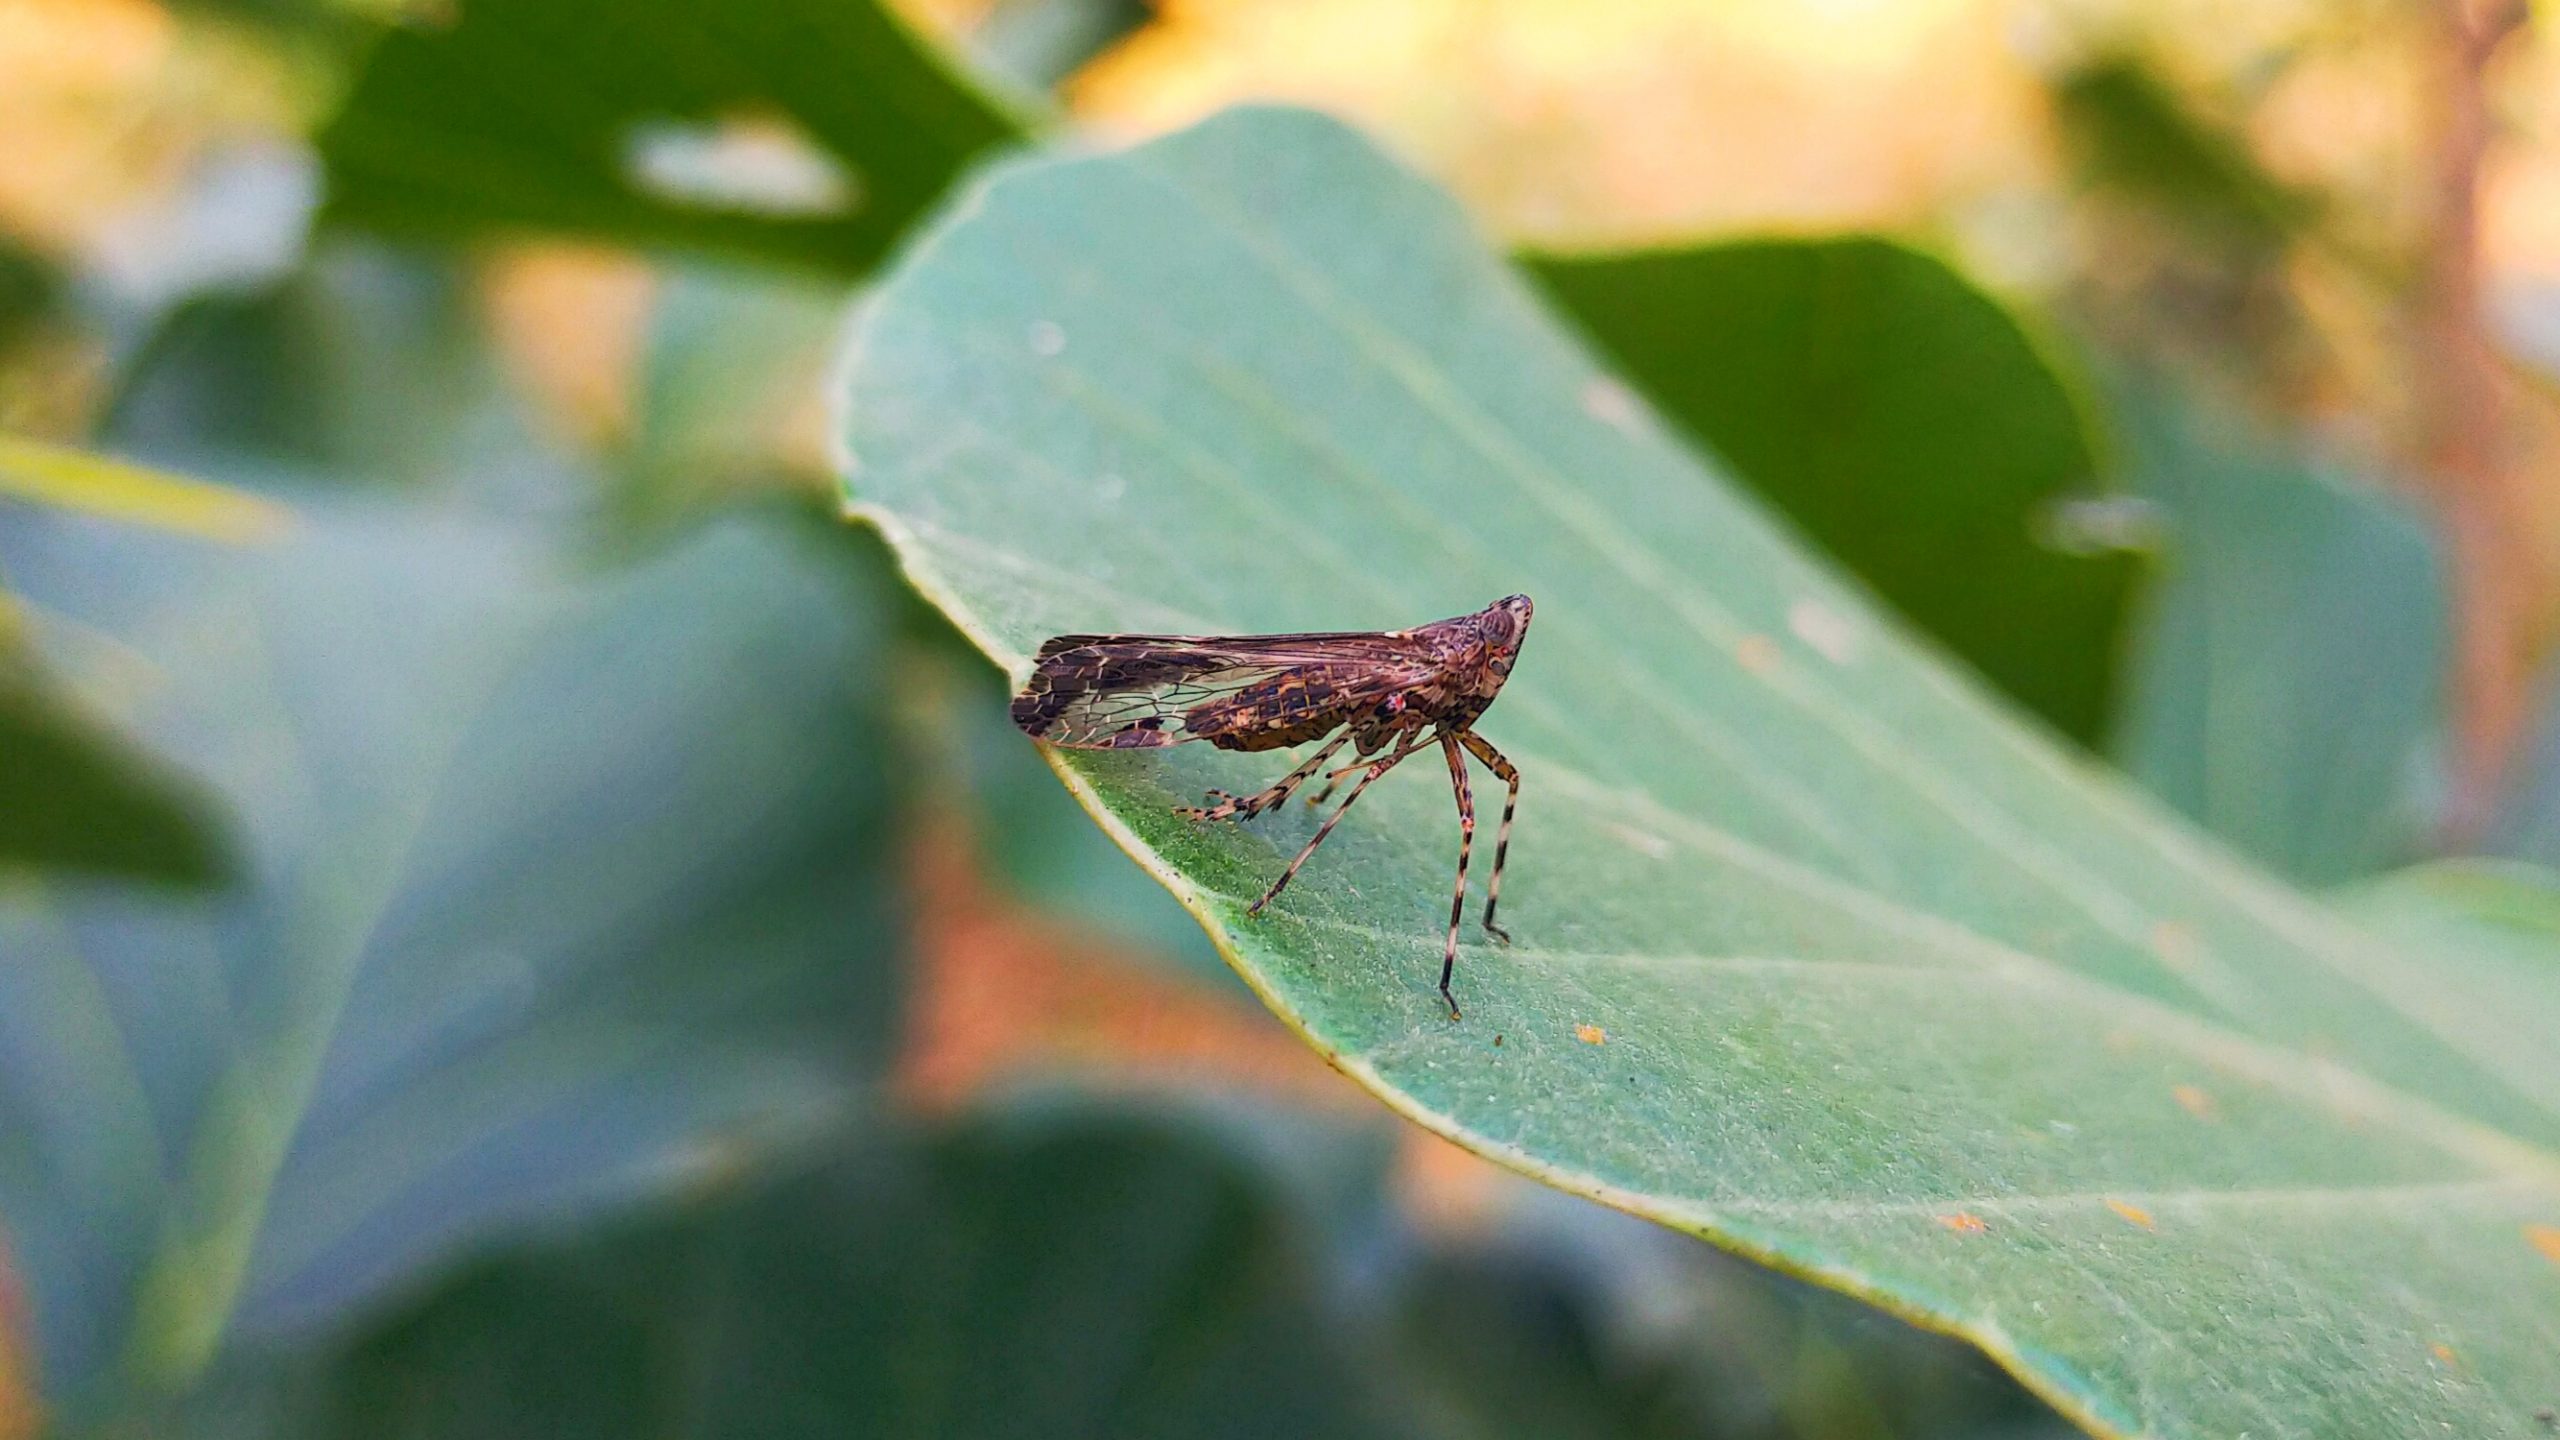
[0,436,291,543]
[2109,378,2448,884]
[0,502,907,1423]
[0,641,232,887]
[96,247,513,490]
[1531,237,2139,743]
[0,439,289,885]
[2488,665,2560,867]
[614,263,843,531]
[217,1105,1415,1440]
[176,1099,2070,1440]
[317,0,1026,274]
[2049,57,2315,257]
[0,238,61,357]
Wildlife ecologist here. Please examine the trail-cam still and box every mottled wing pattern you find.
[1012,631,1437,751]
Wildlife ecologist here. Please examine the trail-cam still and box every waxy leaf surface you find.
[836,107,2560,1440]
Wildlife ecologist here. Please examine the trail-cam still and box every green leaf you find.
[0,645,234,887]
[316,0,1026,275]
[217,1105,1415,1440]
[0,503,904,1420]
[2050,57,2313,253]
[2335,864,2560,1124]
[836,106,2560,1440]
[2108,378,2447,884]
[1529,238,2139,743]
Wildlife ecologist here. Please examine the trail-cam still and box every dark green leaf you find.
[317,0,1026,275]
[0,648,232,886]
[2109,378,2446,883]
[2050,57,2313,252]
[227,1105,1411,1440]
[836,106,2560,1440]
[1530,238,2138,742]
[0,502,904,1420]
[0,233,61,357]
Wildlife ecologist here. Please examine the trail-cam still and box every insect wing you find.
[1012,632,1433,749]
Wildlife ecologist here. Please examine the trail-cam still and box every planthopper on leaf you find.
[1010,596,1533,1020]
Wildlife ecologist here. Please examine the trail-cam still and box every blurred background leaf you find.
[0,641,233,888]
[208,1103,1416,1440]
[1530,237,2140,743]
[2106,375,2448,884]
[316,0,1028,274]
[2048,56,2315,258]
[0,500,906,1422]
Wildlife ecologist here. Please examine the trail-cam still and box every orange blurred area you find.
[1071,0,2045,244]
[0,1242,29,1440]
[900,810,1521,1235]
[0,0,299,257]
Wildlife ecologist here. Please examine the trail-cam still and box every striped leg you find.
[1458,729,1519,944]
[1246,741,1419,916]
[1176,732,1351,822]
[1437,731,1475,1020]
[1304,757,1365,808]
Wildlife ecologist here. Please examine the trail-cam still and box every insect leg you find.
[1438,731,1474,1020]
[1305,759,1362,808]
[1246,741,1420,917]
[1458,730,1520,944]
[1305,742,1406,807]
[1175,732,1351,822]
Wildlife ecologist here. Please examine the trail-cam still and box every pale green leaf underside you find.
[835,107,2560,1439]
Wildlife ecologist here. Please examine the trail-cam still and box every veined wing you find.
[1011,630,1437,749]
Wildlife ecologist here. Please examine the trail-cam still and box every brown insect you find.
[1011,595,1534,1019]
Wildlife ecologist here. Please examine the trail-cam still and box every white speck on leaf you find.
[1029,320,1067,356]
[1580,377,1639,429]
[1787,599,1861,664]
[1605,822,1674,860]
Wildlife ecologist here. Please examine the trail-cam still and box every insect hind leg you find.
[1175,733,1350,823]
[1247,734,1427,916]
[1458,730,1519,944]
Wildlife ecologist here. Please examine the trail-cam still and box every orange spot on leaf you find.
[2431,1342,2461,1368]
[2527,1222,2560,1265]
[2171,1084,2218,1121]
[2106,1199,2156,1230]
[1935,1212,1987,1234]
[1574,1023,1607,1045]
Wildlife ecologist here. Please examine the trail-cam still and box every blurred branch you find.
[2417,0,2535,838]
